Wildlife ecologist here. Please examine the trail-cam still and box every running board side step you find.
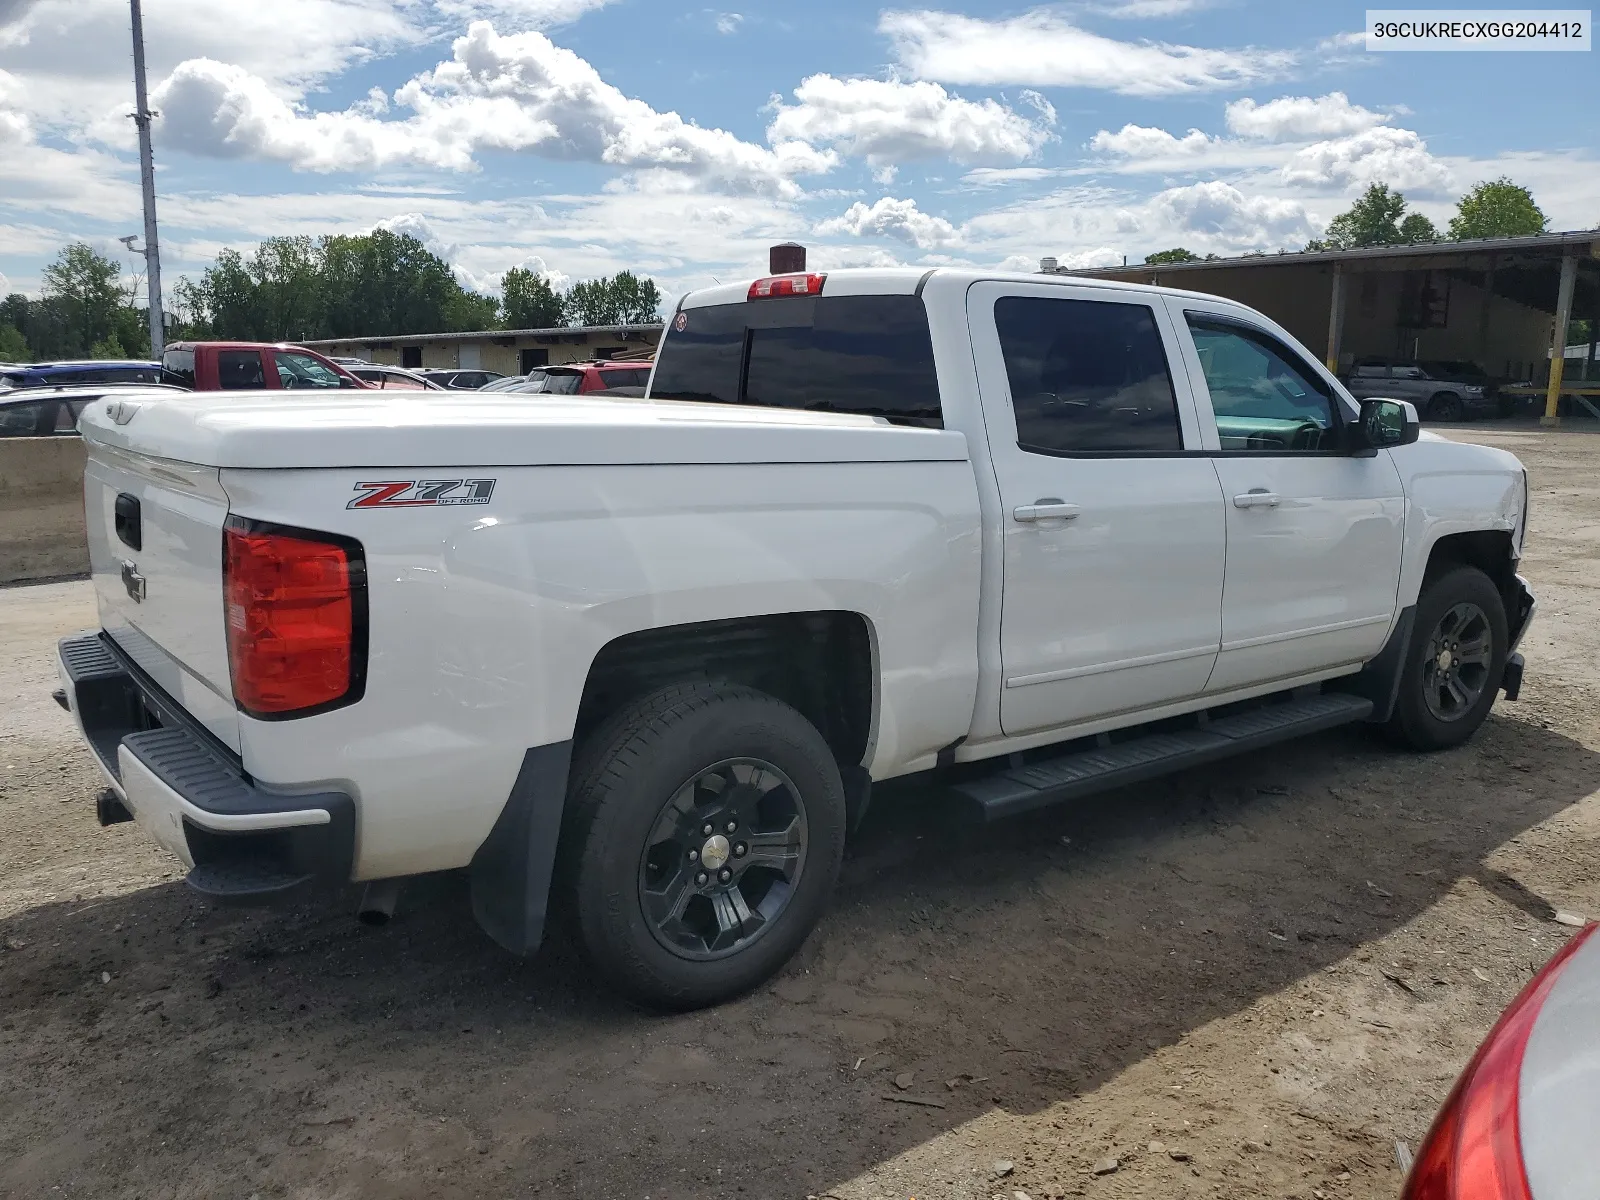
[954,693,1373,822]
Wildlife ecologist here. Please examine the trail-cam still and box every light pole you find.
[129,0,164,356]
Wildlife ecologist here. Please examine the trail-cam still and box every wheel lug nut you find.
[688,849,699,862]
[695,871,708,886]
[734,843,747,857]
[725,820,737,833]
[718,868,732,883]
[702,823,714,836]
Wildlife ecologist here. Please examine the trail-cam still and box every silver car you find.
[0,383,188,438]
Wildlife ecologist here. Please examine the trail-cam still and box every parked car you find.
[1343,359,1500,421]
[1402,921,1597,1199]
[161,342,370,391]
[529,361,653,394]
[57,267,1533,1010]
[0,383,187,437]
[415,368,505,390]
[1,360,163,390]
[346,365,445,390]
[327,356,371,366]
[479,369,547,392]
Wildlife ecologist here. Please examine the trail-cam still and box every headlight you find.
[1462,385,1484,396]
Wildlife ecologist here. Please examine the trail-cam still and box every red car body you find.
[161,342,371,391]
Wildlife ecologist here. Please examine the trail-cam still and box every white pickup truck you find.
[56,267,1535,1009]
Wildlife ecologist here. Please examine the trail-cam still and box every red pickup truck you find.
[160,342,371,390]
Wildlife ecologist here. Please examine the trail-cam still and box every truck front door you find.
[1168,301,1405,694]
[968,281,1227,737]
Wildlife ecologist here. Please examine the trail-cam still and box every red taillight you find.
[748,272,826,300]
[223,518,365,718]
[1403,923,1597,1200]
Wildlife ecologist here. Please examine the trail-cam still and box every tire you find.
[561,681,846,1010]
[1385,565,1507,751]
[1427,392,1465,422]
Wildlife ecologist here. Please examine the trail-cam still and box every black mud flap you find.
[1501,653,1525,701]
[468,742,573,957]
[1339,606,1416,724]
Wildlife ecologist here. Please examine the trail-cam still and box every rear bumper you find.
[56,631,355,902]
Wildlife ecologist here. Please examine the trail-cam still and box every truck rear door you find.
[966,279,1227,737]
[85,440,239,751]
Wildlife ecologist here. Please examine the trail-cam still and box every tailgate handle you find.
[114,493,142,551]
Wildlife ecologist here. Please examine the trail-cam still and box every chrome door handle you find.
[1232,490,1281,509]
[1013,500,1081,523]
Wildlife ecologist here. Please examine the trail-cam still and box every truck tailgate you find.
[85,442,239,752]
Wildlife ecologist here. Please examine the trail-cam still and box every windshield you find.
[540,372,583,395]
[275,351,344,389]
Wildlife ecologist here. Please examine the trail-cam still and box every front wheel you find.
[561,681,846,1010]
[1427,392,1465,421]
[1386,565,1508,751]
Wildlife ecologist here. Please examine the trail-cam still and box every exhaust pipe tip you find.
[357,878,405,926]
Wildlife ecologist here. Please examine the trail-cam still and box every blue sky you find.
[1,0,1595,307]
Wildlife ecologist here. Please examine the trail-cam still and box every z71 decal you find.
[348,479,497,509]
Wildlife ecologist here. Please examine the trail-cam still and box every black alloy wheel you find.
[1385,564,1507,751]
[561,680,846,1009]
[639,757,809,960]
[1420,601,1494,723]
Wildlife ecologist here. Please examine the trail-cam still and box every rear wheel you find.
[1427,392,1465,421]
[561,681,846,1010]
[1386,565,1507,751]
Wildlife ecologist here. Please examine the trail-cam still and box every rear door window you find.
[993,295,1182,454]
[216,350,266,389]
[650,293,941,427]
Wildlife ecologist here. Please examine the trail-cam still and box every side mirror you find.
[1354,397,1419,452]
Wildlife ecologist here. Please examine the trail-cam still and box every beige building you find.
[1062,230,1600,387]
[302,323,663,377]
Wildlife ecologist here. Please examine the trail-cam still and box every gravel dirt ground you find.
[2,424,1597,1200]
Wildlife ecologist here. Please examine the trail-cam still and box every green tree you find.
[89,333,129,360]
[564,271,662,327]
[183,229,499,341]
[41,243,125,356]
[501,266,566,328]
[1398,212,1438,243]
[1144,247,1201,264]
[1318,184,1409,250]
[1447,177,1548,241]
[0,322,28,362]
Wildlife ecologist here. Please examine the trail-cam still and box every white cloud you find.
[1089,0,1213,15]
[1148,180,1315,243]
[152,22,837,194]
[1,0,425,134]
[814,196,962,249]
[1224,92,1389,140]
[1089,123,1218,158]
[961,165,1060,186]
[880,9,1295,96]
[432,0,617,28]
[1280,126,1452,193]
[714,11,742,34]
[767,75,1053,166]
